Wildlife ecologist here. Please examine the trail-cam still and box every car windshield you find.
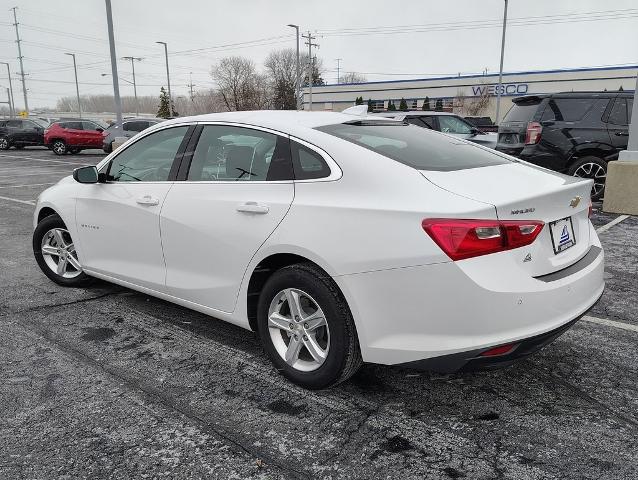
[316,122,510,171]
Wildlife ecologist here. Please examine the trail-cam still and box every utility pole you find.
[187,72,196,102]
[494,0,508,125]
[104,0,122,127]
[122,56,142,116]
[0,63,15,117]
[302,31,319,111]
[287,24,300,110]
[156,41,173,116]
[64,53,81,118]
[11,7,28,114]
[335,58,342,84]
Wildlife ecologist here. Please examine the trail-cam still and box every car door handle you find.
[614,131,629,136]
[136,195,159,206]
[236,202,269,214]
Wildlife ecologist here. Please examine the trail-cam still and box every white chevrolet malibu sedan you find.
[32,109,604,389]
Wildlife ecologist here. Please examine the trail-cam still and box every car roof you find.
[513,91,630,104]
[372,110,456,118]
[156,110,388,137]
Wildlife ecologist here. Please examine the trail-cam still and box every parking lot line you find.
[0,154,92,166]
[583,315,638,333]
[596,214,631,234]
[0,195,35,206]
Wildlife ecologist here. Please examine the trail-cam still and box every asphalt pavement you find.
[0,147,637,479]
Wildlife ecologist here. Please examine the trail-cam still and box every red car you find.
[44,120,108,155]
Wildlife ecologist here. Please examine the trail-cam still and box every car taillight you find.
[524,121,542,145]
[422,218,545,261]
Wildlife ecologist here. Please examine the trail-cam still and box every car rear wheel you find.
[0,137,9,150]
[568,156,607,201]
[33,214,93,287]
[51,140,67,156]
[257,262,362,389]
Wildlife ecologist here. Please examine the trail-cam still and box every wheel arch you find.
[566,144,612,168]
[37,206,59,224]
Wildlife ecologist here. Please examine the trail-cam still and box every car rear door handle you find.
[236,202,269,214]
[136,194,159,206]
[614,131,629,136]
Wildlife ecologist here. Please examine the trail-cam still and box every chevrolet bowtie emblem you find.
[569,196,581,208]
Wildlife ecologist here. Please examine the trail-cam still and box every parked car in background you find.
[44,119,108,155]
[372,111,498,148]
[0,118,49,150]
[464,116,498,133]
[102,118,161,153]
[496,91,633,200]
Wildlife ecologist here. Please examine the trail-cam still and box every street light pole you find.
[494,0,508,125]
[122,56,142,116]
[156,41,173,116]
[104,0,122,127]
[287,24,300,110]
[0,63,15,117]
[11,7,28,114]
[65,53,81,118]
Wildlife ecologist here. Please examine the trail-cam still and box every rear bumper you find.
[336,232,604,367]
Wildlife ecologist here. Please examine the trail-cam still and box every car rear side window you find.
[187,125,293,182]
[540,98,593,122]
[316,123,509,171]
[290,141,331,180]
[62,122,83,130]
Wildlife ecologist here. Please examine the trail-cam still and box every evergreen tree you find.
[422,96,431,111]
[355,96,364,105]
[435,98,443,111]
[157,87,171,118]
[387,100,396,111]
[619,86,624,91]
[367,99,373,112]
[399,98,408,110]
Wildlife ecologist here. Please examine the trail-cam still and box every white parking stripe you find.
[0,195,35,206]
[0,183,54,189]
[0,172,70,179]
[596,214,630,234]
[0,154,92,166]
[583,315,638,333]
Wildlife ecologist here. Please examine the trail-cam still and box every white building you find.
[302,65,638,120]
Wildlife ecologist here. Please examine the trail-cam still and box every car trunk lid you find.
[421,163,593,276]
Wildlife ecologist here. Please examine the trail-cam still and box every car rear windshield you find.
[316,122,509,171]
[502,102,540,123]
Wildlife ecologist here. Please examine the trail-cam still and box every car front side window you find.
[186,125,292,182]
[106,126,189,182]
[437,116,473,134]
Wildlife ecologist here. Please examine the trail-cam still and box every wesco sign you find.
[471,83,529,96]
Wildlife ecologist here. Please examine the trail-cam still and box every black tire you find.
[568,156,607,201]
[103,143,113,154]
[33,214,93,288]
[51,140,67,156]
[0,136,9,150]
[257,262,362,389]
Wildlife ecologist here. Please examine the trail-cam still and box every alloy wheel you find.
[268,288,330,372]
[0,137,8,150]
[53,141,66,155]
[573,162,606,197]
[41,228,82,278]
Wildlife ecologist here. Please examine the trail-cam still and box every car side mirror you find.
[96,127,104,132]
[73,166,99,184]
[470,127,483,136]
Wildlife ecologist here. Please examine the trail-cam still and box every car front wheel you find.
[51,140,67,155]
[33,214,93,287]
[0,137,9,150]
[257,263,362,389]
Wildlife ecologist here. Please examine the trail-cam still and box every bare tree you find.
[264,49,297,109]
[212,56,271,111]
[465,83,492,117]
[339,72,367,84]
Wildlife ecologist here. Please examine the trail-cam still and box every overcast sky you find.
[1,0,637,109]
